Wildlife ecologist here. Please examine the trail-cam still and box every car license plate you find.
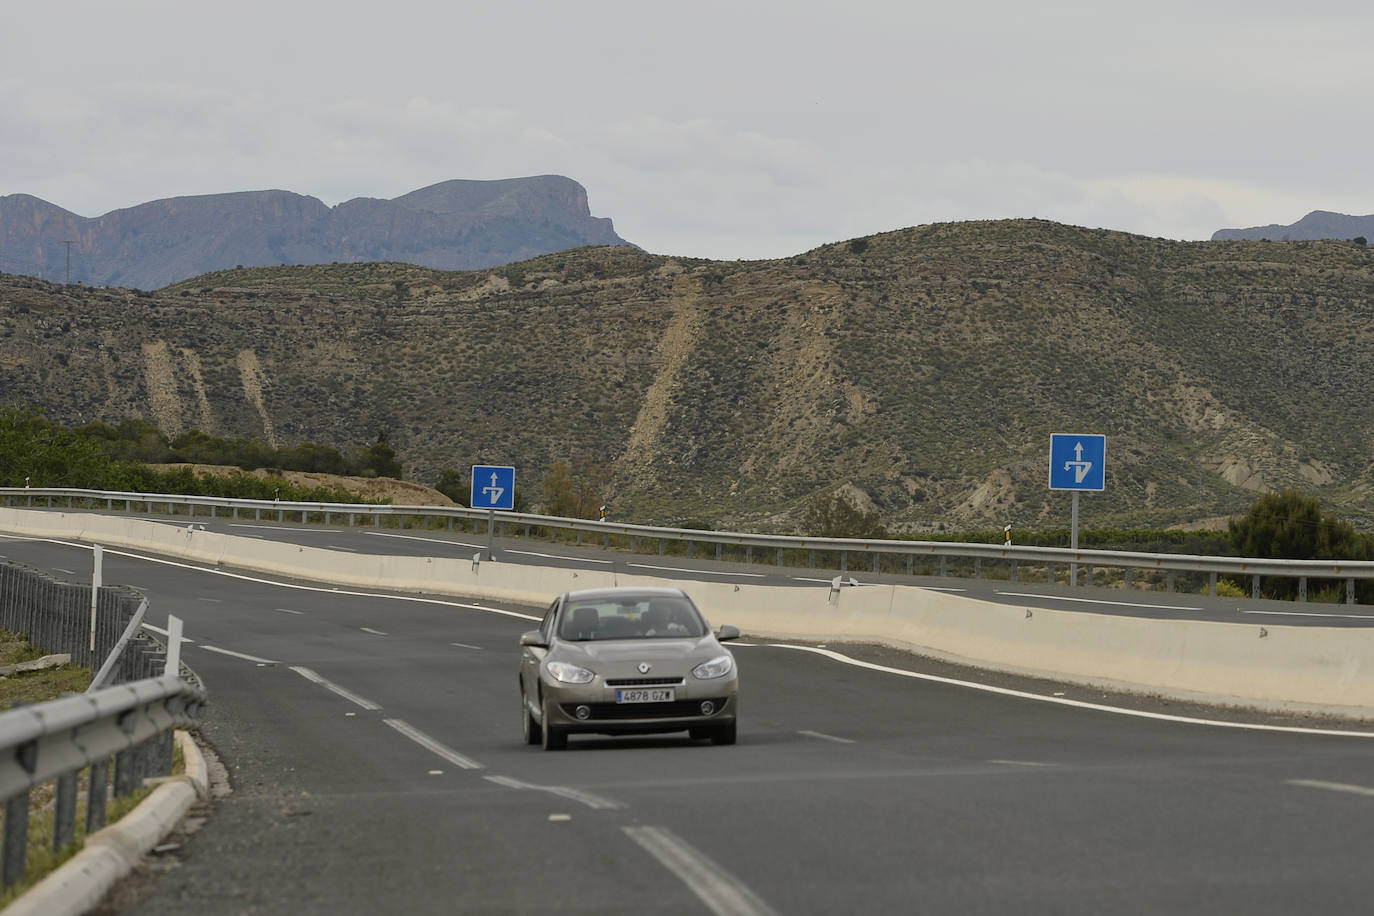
[616,688,674,704]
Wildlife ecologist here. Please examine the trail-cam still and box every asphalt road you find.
[6,531,1374,914]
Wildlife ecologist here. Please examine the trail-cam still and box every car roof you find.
[560,586,689,603]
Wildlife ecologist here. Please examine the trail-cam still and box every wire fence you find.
[0,559,205,889]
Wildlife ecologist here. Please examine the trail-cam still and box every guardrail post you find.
[87,758,110,833]
[840,551,848,573]
[777,548,784,567]
[808,550,814,569]
[1166,571,1175,593]
[973,558,981,579]
[1010,560,1017,582]
[939,557,947,577]
[715,543,722,561]
[1047,562,1055,584]
[744,545,751,565]
[54,771,78,851]
[1085,564,1093,586]
[906,555,913,575]
[1209,572,1217,595]
[1349,578,1357,605]
[872,554,879,574]
[1252,575,1261,599]
[1124,568,1133,590]
[1298,577,1307,602]
[3,790,31,886]
[113,747,139,798]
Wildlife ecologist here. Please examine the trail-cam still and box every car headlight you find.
[692,654,734,680]
[547,661,595,684]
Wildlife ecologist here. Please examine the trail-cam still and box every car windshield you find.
[557,595,707,641]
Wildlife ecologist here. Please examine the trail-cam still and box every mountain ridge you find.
[0,176,632,289]
[1212,210,1374,242]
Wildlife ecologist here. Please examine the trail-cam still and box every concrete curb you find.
[5,730,207,916]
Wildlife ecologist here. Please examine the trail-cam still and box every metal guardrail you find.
[0,559,206,888]
[5,486,1374,603]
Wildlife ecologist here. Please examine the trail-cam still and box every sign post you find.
[89,545,103,653]
[470,465,515,561]
[1048,434,1106,586]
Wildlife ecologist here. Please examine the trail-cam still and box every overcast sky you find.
[3,1,1371,260]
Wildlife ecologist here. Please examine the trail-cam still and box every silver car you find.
[519,586,740,750]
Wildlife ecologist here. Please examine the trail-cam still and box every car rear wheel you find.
[522,692,542,745]
[710,721,737,746]
[541,698,567,751]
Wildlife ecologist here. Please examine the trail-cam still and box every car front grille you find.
[603,677,685,687]
[563,699,728,720]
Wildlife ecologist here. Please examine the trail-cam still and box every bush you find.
[1228,489,1374,600]
[803,490,887,539]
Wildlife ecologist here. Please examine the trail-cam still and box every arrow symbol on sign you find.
[481,471,504,505]
[1064,442,1093,484]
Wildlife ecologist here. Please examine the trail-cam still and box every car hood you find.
[553,636,726,672]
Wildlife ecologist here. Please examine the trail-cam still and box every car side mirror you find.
[519,630,547,648]
[715,625,741,642]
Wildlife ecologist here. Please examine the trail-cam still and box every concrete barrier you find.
[5,508,1374,718]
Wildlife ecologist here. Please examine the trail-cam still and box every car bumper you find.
[542,679,738,734]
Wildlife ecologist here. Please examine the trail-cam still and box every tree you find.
[434,468,472,506]
[803,489,887,539]
[1228,488,1373,599]
[0,406,114,488]
[352,434,402,479]
[542,459,606,519]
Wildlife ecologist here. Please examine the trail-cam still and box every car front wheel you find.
[710,721,737,746]
[541,698,568,751]
[522,692,542,745]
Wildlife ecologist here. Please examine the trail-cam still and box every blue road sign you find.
[470,465,516,511]
[1048,434,1106,491]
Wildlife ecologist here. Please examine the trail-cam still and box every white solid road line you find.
[624,825,779,916]
[989,759,1059,768]
[359,627,388,636]
[290,666,382,711]
[484,775,624,810]
[276,608,305,615]
[364,530,482,549]
[200,645,281,665]
[1245,609,1374,620]
[995,591,1204,612]
[450,642,483,650]
[629,563,765,578]
[1287,779,1374,798]
[230,523,324,533]
[766,644,1374,739]
[48,541,542,622]
[797,730,855,744]
[384,719,483,770]
[508,548,613,564]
